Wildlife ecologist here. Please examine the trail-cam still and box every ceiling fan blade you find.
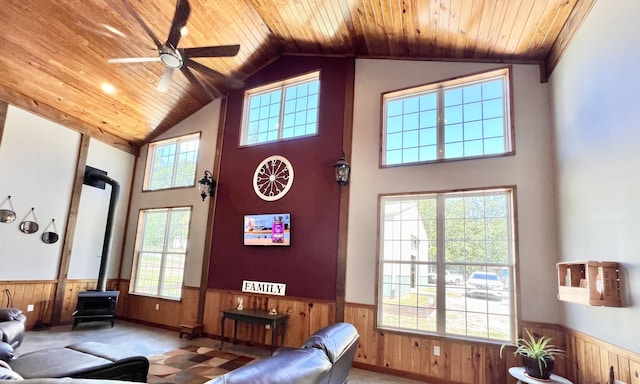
[183,45,240,58]
[76,21,125,39]
[185,58,244,89]
[158,67,175,93]
[108,57,160,64]
[122,0,163,50]
[166,0,191,48]
[181,66,221,100]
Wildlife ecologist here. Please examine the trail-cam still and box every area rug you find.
[147,345,256,384]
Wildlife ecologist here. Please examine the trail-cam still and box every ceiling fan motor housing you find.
[159,46,183,68]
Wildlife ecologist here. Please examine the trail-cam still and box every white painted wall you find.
[68,139,134,281]
[550,0,640,353]
[0,106,80,280]
[0,105,135,283]
[347,60,561,324]
[121,100,221,287]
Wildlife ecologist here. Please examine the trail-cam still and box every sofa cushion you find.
[0,309,23,322]
[10,347,112,378]
[67,342,143,362]
[9,342,149,382]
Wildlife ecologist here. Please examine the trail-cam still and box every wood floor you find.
[17,320,425,384]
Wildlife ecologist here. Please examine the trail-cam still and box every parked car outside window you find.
[427,270,464,285]
[466,271,503,300]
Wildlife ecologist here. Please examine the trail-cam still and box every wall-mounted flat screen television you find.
[243,213,291,246]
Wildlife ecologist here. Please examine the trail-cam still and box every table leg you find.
[270,321,276,355]
[233,319,238,344]
[219,316,225,350]
[280,319,286,347]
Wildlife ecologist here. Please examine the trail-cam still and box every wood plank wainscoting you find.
[345,303,640,384]
[0,280,56,329]
[0,279,122,327]
[2,281,639,383]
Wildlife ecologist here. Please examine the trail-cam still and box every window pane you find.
[283,80,319,138]
[174,140,199,187]
[242,74,319,146]
[382,70,510,166]
[148,144,175,190]
[247,90,281,145]
[145,134,199,191]
[379,190,514,342]
[132,207,191,300]
[141,211,168,252]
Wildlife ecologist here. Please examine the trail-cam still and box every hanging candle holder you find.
[41,219,59,244]
[19,207,39,234]
[0,196,16,223]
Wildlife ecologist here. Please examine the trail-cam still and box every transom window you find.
[382,67,512,166]
[144,133,200,191]
[131,207,191,300]
[241,72,320,146]
[378,188,516,342]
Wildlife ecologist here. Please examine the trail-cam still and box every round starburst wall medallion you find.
[253,155,294,201]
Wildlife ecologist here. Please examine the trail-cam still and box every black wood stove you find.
[72,168,121,329]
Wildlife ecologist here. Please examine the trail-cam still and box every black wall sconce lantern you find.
[198,170,216,201]
[333,151,351,186]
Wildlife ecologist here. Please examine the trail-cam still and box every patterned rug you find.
[147,345,256,384]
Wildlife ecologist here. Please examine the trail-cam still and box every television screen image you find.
[243,213,291,246]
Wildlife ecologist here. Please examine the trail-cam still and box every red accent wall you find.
[208,56,353,301]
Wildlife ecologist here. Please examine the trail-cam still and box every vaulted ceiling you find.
[0,0,595,154]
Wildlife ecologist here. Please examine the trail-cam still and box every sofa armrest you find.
[0,308,23,322]
[209,348,332,384]
[302,322,359,363]
[0,342,14,363]
[272,346,296,356]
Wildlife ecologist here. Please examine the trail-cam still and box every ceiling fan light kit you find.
[109,0,242,96]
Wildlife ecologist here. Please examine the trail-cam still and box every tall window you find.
[144,133,200,191]
[132,207,191,300]
[241,72,320,146]
[378,188,515,342]
[382,67,512,166]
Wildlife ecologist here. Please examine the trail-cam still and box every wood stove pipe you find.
[85,171,120,292]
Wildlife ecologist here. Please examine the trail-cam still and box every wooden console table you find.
[220,308,289,354]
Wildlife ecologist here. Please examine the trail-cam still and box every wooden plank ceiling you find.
[0,0,595,153]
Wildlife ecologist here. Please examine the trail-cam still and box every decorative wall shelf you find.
[556,261,622,306]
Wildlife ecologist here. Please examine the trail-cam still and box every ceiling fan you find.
[108,0,243,97]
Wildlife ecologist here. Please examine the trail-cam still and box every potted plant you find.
[501,329,565,380]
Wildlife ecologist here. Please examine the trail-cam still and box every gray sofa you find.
[3,341,148,382]
[0,308,27,349]
[209,322,360,384]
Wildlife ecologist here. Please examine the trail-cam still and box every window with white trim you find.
[131,207,191,300]
[241,72,320,146]
[382,68,512,166]
[378,188,515,342]
[144,133,200,191]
